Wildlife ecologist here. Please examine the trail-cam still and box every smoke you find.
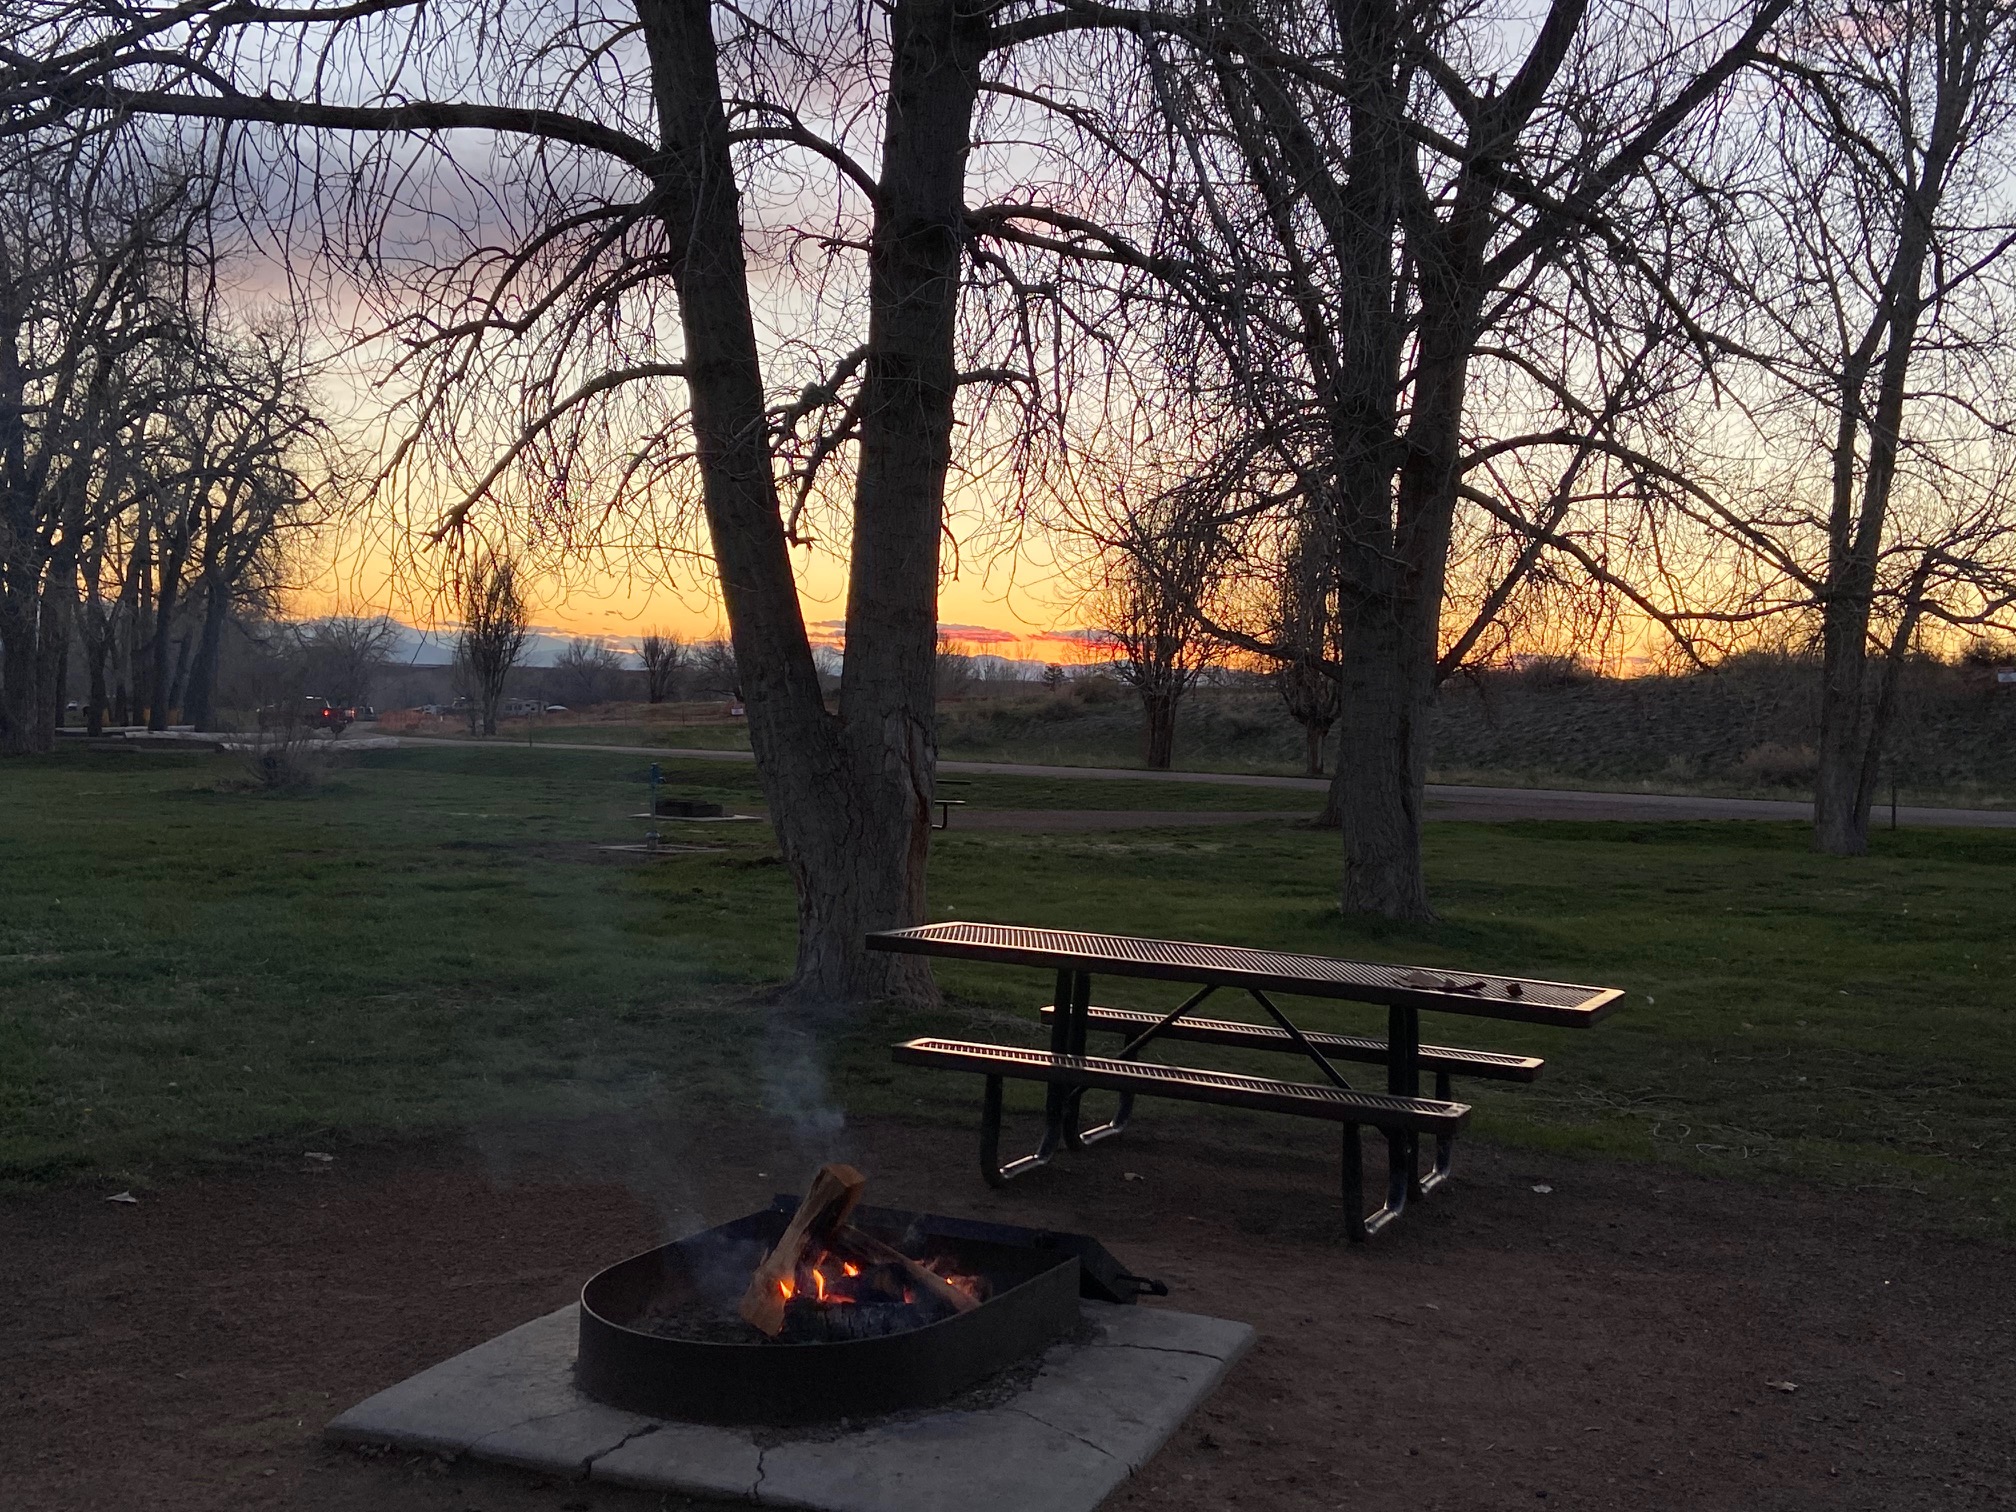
[759,1001,852,1162]
[458,996,859,1255]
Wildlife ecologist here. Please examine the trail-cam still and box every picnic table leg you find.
[1418,1069,1457,1195]
[977,970,1081,1186]
[1388,1005,1432,1202]
[1061,970,1131,1150]
[979,1073,1072,1185]
[1341,1123,1412,1242]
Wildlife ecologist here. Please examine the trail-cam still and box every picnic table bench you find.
[870,922,1624,1241]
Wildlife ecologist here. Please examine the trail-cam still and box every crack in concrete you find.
[1090,1341,1227,1361]
[467,1403,597,1452]
[751,1444,768,1502]
[1006,1404,1122,1463]
[581,1419,663,1475]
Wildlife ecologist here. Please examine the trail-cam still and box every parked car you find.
[309,698,352,734]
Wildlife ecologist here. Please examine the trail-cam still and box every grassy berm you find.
[2,743,2012,1237]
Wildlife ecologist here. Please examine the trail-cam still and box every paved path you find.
[369,732,2016,828]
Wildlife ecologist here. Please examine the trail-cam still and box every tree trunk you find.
[1333,611,1432,916]
[1314,760,1343,828]
[35,548,74,739]
[145,574,179,730]
[1812,626,1875,855]
[85,616,107,735]
[1813,276,1930,852]
[143,518,193,731]
[182,577,230,730]
[123,514,151,728]
[0,607,38,753]
[1332,301,1473,919]
[639,0,982,1008]
[166,620,196,718]
[1142,687,1177,769]
[1303,721,1326,777]
[0,295,42,754]
[815,0,987,1005]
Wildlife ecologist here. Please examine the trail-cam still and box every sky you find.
[295,503,1110,667]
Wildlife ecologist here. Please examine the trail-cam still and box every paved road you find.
[370,732,2016,828]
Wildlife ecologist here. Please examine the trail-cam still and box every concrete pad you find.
[327,1308,657,1466]
[328,1300,1254,1512]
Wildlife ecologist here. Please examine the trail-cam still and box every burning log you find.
[738,1163,866,1336]
[737,1163,984,1338]
[829,1229,981,1320]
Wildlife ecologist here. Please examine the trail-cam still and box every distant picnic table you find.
[871,922,1624,1241]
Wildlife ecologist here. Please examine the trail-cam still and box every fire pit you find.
[327,1163,1241,1512]
[576,1168,1139,1425]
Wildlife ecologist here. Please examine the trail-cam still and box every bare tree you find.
[935,635,978,700]
[1092,496,1227,769]
[553,635,625,706]
[0,130,224,750]
[1745,0,2016,855]
[637,629,683,703]
[690,638,741,699]
[1117,0,1794,915]
[4,0,1177,1003]
[453,554,530,736]
[133,320,331,729]
[1270,524,1340,779]
[297,615,399,712]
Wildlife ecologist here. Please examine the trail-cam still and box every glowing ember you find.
[765,1241,987,1322]
[737,1164,990,1339]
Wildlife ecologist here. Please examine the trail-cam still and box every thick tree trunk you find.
[1334,610,1432,915]
[640,0,981,1008]
[1302,721,1327,777]
[813,0,987,1005]
[1812,624,1875,855]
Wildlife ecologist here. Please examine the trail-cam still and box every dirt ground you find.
[4,1112,2011,1512]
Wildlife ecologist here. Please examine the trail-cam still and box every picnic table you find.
[870,922,1624,1241]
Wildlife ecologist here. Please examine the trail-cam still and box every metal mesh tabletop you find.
[869,921,1624,1026]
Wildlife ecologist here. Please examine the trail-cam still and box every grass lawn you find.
[4,744,2012,1236]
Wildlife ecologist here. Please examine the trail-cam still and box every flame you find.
[765,1243,974,1318]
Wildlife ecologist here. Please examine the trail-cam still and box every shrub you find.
[1735,740,1817,787]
